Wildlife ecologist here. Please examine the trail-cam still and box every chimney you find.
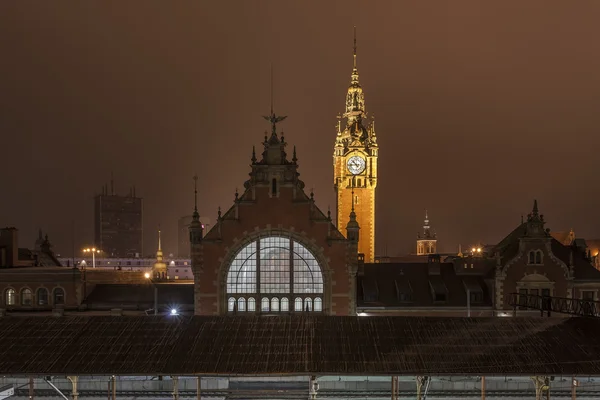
[427,254,441,275]
[0,227,19,267]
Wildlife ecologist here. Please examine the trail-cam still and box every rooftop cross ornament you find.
[263,63,287,136]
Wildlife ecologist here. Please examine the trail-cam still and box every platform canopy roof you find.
[0,315,599,376]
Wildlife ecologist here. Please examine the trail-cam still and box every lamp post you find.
[145,273,158,316]
[83,247,100,268]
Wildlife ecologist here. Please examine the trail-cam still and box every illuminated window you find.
[5,288,15,306]
[314,297,322,311]
[226,236,324,313]
[281,297,289,311]
[271,297,279,312]
[21,288,33,306]
[261,297,269,312]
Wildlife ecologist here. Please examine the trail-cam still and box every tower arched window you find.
[53,288,65,305]
[21,288,33,306]
[226,236,324,314]
[5,288,15,306]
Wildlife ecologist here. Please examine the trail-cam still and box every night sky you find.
[2,1,600,257]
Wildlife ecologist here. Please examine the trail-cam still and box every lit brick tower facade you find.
[333,28,378,263]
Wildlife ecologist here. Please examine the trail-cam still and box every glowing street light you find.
[170,308,178,316]
[145,272,158,316]
[83,247,100,268]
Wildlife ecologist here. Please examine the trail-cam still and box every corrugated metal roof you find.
[0,316,599,376]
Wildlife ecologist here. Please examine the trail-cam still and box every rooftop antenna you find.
[110,171,114,195]
[351,177,355,213]
[193,174,199,213]
[353,26,357,69]
[270,63,274,116]
[263,64,287,135]
[71,219,75,266]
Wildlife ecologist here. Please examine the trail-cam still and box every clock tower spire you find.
[333,27,378,263]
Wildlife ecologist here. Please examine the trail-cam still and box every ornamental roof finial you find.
[262,64,287,136]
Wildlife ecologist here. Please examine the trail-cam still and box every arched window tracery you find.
[226,236,324,313]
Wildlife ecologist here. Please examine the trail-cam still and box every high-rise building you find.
[333,28,378,263]
[178,215,210,258]
[94,183,143,258]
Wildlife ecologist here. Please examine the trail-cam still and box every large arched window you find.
[226,236,324,313]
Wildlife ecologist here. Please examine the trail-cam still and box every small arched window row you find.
[528,250,543,265]
[228,296,323,313]
[3,287,64,307]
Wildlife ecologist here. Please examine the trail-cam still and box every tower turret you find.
[333,27,378,263]
[417,210,437,255]
[346,188,360,243]
[189,175,203,246]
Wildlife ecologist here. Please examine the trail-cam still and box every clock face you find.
[347,156,366,175]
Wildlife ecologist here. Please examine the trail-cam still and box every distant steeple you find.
[418,210,436,240]
[416,210,437,255]
[156,228,163,262]
[189,174,203,245]
[152,227,167,280]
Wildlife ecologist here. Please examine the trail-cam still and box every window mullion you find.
[256,238,261,298]
[289,238,294,305]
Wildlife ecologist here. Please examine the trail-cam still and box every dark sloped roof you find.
[358,263,493,308]
[85,284,194,309]
[549,241,600,280]
[0,316,599,376]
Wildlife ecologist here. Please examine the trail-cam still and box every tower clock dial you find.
[347,155,366,175]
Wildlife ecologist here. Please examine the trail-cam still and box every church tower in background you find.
[333,27,378,263]
[416,210,437,255]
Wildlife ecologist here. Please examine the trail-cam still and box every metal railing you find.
[508,293,600,317]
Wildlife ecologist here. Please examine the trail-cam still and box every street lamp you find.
[83,247,100,268]
[144,273,158,316]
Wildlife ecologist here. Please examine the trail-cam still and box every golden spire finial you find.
[156,226,163,262]
[158,227,162,252]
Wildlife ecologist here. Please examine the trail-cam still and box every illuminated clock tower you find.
[333,27,378,263]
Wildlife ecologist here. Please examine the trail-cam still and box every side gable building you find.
[359,200,600,317]
[493,200,600,313]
